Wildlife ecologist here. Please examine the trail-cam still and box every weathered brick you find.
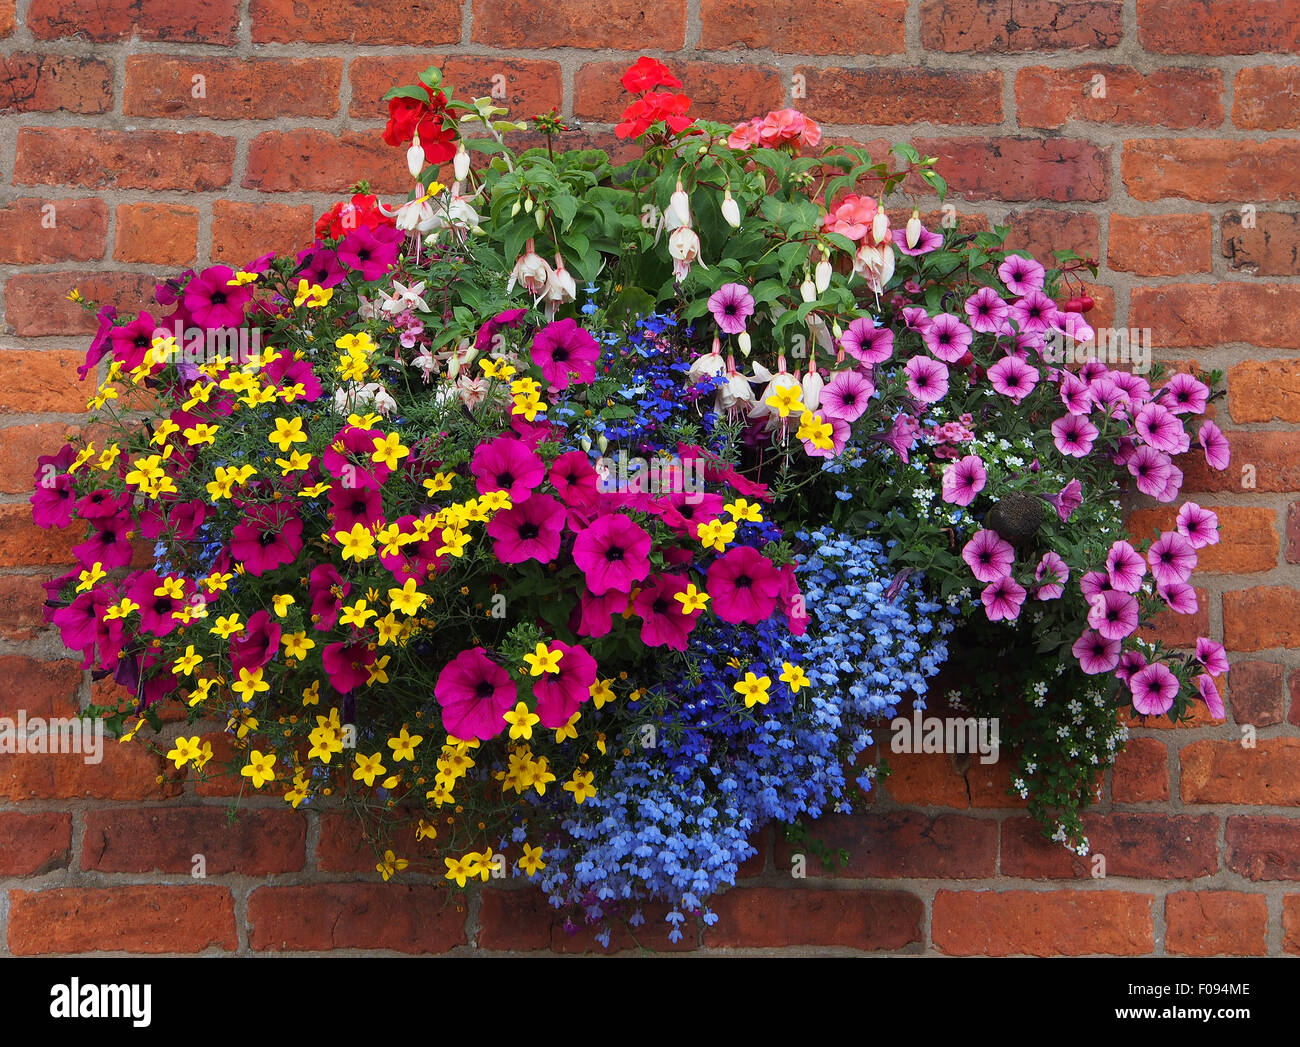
[1133,284,1300,349]
[1182,737,1300,803]
[248,884,466,952]
[1003,209,1101,267]
[701,0,906,54]
[1224,587,1300,652]
[705,888,923,950]
[1227,661,1286,726]
[14,128,235,191]
[1166,891,1267,956]
[1226,816,1300,880]
[6,271,158,337]
[8,885,236,954]
[0,53,112,113]
[244,130,407,194]
[1123,139,1300,202]
[1128,505,1276,574]
[1228,360,1300,423]
[797,67,1002,125]
[923,0,1122,52]
[350,56,562,120]
[252,0,459,43]
[1001,814,1217,879]
[125,56,341,119]
[0,350,90,414]
[913,137,1110,202]
[28,0,240,43]
[0,198,107,264]
[1112,737,1170,802]
[1109,213,1213,276]
[1223,210,1300,275]
[932,890,1153,955]
[0,575,53,642]
[1233,66,1300,130]
[1136,586,1210,650]
[0,502,80,568]
[0,654,81,719]
[1183,432,1298,493]
[0,812,72,874]
[1139,0,1300,55]
[114,202,198,266]
[773,813,998,878]
[1285,896,1300,954]
[210,201,316,266]
[1017,65,1222,129]
[83,808,306,874]
[476,0,686,49]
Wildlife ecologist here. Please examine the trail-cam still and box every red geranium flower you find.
[382,87,457,166]
[314,193,396,240]
[620,57,682,94]
[615,90,694,140]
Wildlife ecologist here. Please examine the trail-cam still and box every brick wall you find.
[1,0,1298,955]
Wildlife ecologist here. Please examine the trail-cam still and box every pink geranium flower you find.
[435,647,516,740]
[1130,662,1178,717]
[981,575,1026,621]
[822,195,878,241]
[941,455,986,507]
[706,545,782,624]
[573,513,652,594]
[962,529,1014,583]
[1073,629,1121,675]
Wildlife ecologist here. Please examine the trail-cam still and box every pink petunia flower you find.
[905,355,949,403]
[1087,589,1140,640]
[1116,648,1147,684]
[1034,550,1070,600]
[1198,420,1231,471]
[487,492,565,564]
[1058,371,1093,415]
[1126,445,1174,498]
[922,313,973,363]
[1130,662,1178,717]
[434,647,516,740]
[1196,673,1225,719]
[322,640,376,696]
[533,641,598,729]
[987,355,1039,403]
[471,435,545,502]
[839,317,893,365]
[1176,502,1220,549]
[572,513,652,594]
[706,545,783,624]
[1195,637,1229,677]
[231,502,303,576]
[819,368,875,423]
[1008,289,1058,336]
[1158,581,1199,615]
[1105,540,1147,593]
[708,283,755,335]
[633,573,701,651]
[1160,372,1210,415]
[941,454,987,507]
[962,529,1015,583]
[981,575,1027,621]
[1148,530,1197,587]
[998,255,1046,296]
[1045,478,1083,522]
[1135,402,1189,455]
[1073,629,1121,674]
[892,223,943,255]
[531,317,599,391]
[1079,569,1109,603]
[1051,412,1098,457]
[964,287,1011,334]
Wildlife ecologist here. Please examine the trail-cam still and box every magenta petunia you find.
[533,642,598,730]
[230,609,281,674]
[1058,372,1092,415]
[1195,637,1229,677]
[1196,673,1225,719]
[572,513,652,595]
[1051,412,1098,457]
[1158,580,1199,615]
[471,435,545,501]
[1176,502,1219,549]
[296,244,345,289]
[1147,530,1197,587]
[126,570,186,638]
[1078,569,1109,603]
[337,224,403,281]
[1008,289,1057,336]
[1073,629,1121,675]
[922,313,973,363]
[1130,662,1178,717]
[1087,589,1140,640]
[1034,550,1070,600]
[108,311,160,372]
[987,355,1039,404]
[73,516,135,570]
[1135,402,1188,455]
[839,317,893,365]
[487,492,565,564]
[708,283,756,335]
[1116,649,1147,684]
[981,575,1026,621]
[633,574,701,651]
[328,482,384,536]
[1160,372,1210,415]
[904,355,949,403]
[184,265,253,329]
[322,640,376,695]
[308,564,350,631]
[474,308,527,353]
[1198,420,1231,471]
[706,545,783,625]
[819,369,875,423]
[549,451,600,511]
[998,255,1045,296]
[434,647,516,740]
[892,223,943,256]
[1126,444,1174,499]
[531,317,600,391]
[941,454,986,507]
[231,502,303,576]
[322,425,391,490]
[964,287,1011,335]
[1105,540,1147,593]
[962,529,1014,584]
[1044,478,1082,522]
[574,588,632,638]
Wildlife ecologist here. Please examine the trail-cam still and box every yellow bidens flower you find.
[241,750,276,789]
[733,671,772,709]
[387,726,423,762]
[725,498,763,524]
[697,518,737,553]
[563,769,597,804]
[765,384,803,419]
[166,735,204,769]
[517,843,546,878]
[293,279,332,308]
[674,582,709,614]
[444,854,475,887]
[797,410,834,451]
[503,701,540,741]
[336,522,376,561]
[353,751,386,787]
[232,666,269,703]
[522,642,563,676]
[377,850,408,881]
[779,661,811,694]
[269,416,306,452]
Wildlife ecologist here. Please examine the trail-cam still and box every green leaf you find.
[417,66,443,91]
[382,85,430,103]
[891,142,921,165]
[921,169,947,199]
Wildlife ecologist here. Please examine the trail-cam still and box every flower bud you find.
[580,436,592,452]
[406,141,424,180]
[596,434,609,454]
[523,196,534,214]
[737,330,752,355]
[906,210,921,249]
[721,190,741,228]
[510,200,522,217]
[872,209,889,245]
[800,272,817,303]
[815,257,832,293]
[453,145,470,182]
[536,207,545,230]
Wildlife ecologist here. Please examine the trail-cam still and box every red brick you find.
[0,423,87,494]
[577,61,784,125]
[1229,360,1300,423]
[700,0,905,54]
[14,128,234,191]
[0,503,80,568]
[210,201,315,267]
[967,758,1031,809]
[475,0,685,49]
[191,731,243,797]
[28,0,239,43]
[0,812,71,874]
[1139,0,1300,55]
[1002,209,1101,266]
[738,827,769,878]
[1002,814,1217,879]
[774,813,998,878]
[1109,213,1212,276]
[877,749,971,806]
[1133,284,1300,349]
[0,0,12,36]
[1227,661,1286,726]
[0,198,106,264]
[0,654,81,719]
[0,53,112,114]
[922,0,1122,52]
[1128,505,1276,575]
[551,902,698,953]
[1112,737,1170,802]
[1182,737,1300,803]
[248,884,466,952]
[1166,891,1267,956]
[1285,896,1300,954]
[114,202,197,266]
[0,739,181,801]
[1224,587,1300,652]
[705,888,922,950]
[1123,138,1300,202]
[8,885,236,954]
[252,0,460,44]
[913,137,1110,202]
[795,67,1002,126]
[125,56,341,120]
[1183,431,1299,493]
[1293,669,1300,727]
[1017,65,1222,129]
[1223,210,1300,275]
[1233,66,1300,130]
[6,271,158,337]
[476,888,556,952]
[0,350,89,414]
[0,575,53,642]
[244,130,407,194]
[1289,504,1300,564]
[350,57,563,120]
[932,890,1153,955]
[82,808,306,874]
[1135,586,1209,650]
[1226,816,1300,880]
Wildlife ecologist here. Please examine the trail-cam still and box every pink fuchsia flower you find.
[533,641,598,729]
[1051,412,1098,457]
[1130,662,1179,717]
[1176,502,1220,549]
[573,513,652,595]
[987,355,1039,403]
[435,647,516,740]
[1045,478,1083,522]
[1116,648,1147,683]
[964,287,1011,334]
[1196,637,1229,677]
[1073,629,1121,675]
[1135,402,1189,455]
[487,492,565,564]
[184,265,253,329]
[1148,530,1197,587]
[708,282,755,335]
[941,454,987,507]
[507,241,553,298]
[532,317,599,391]
[1034,551,1070,600]
[1105,540,1147,593]
[1159,580,1199,615]
[922,313,973,363]
[822,195,878,241]
[840,317,893,365]
[981,575,1026,621]
[892,223,942,256]
[819,369,875,423]
[1198,419,1231,471]
[1126,444,1174,498]
[321,640,375,695]
[1159,372,1210,415]
[962,529,1015,584]
[1196,673,1225,719]
[853,241,895,294]
[905,355,949,403]
[471,435,545,501]
[998,255,1045,296]
[231,502,303,576]
[1008,289,1058,336]
[1087,589,1140,640]
[633,573,702,651]
[706,545,783,624]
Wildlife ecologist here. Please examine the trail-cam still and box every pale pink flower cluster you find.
[727,109,821,152]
